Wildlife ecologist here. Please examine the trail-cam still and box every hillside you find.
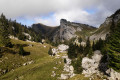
[0,39,64,80]
[90,9,120,40]
[32,23,58,38]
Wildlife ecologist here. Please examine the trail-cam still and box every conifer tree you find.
[72,56,83,74]
[0,14,10,47]
[68,43,76,59]
[92,40,95,51]
[107,22,120,71]
[84,37,93,58]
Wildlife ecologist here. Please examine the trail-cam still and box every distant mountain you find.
[32,19,96,42]
[32,23,58,37]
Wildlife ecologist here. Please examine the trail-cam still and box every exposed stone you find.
[58,44,69,53]
[81,41,86,46]
[52,48,59,56]
[28,44,33,47]
[23,60,34,66]
[23,63,27,66]
[43,46,46,48]
[106,68,120,80]
[23,32,31,40]
[51,71,56,77]
[9,35,18,40]
[60,55,75,79]
[27,60,34,64]
[53,67,58,70]
[60,74,69,79]
[82,50,102,77]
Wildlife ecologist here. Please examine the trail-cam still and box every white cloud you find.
[0,0,120,27]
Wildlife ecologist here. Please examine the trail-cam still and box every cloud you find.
[0,0,120,27]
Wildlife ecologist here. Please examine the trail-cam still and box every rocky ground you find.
[82,50,120,80]
[51,44,75,80]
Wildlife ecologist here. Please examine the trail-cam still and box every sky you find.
[0,0,120,27]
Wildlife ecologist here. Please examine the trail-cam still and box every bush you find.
[19,46,25,55]
[18,33,26,41]
[6,42,14,48]
[48,47,52,55]
[64,58,67,63]
[72,57,83,74]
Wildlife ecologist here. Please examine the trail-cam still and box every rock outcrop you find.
[59,55,75,79]
[58,44,69,53]
[82,50,102,77]
[82,50,120,80]
[52,19,96,42]
[51,44,69,56]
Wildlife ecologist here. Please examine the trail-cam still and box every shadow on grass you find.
[23,52,30,56]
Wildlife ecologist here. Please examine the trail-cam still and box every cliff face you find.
[59,19,82,42]
[52,19,96,42]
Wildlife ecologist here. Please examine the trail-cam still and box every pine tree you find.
[84,37,93,58]
[79,44,84,54]
[92,40,95,51]
[68,43,76,59]
[72,56,83,74]
[0,14,10,47]
[107,22,120,71]
[78,37,82,43]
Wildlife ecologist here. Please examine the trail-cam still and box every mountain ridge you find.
[32,19,97,42]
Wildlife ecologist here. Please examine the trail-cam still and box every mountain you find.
[32,19,96,42]
[90,9,120,40]
[32,23,58,38]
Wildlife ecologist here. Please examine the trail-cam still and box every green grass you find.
[0,39,105,80]
[0,39,65,80]
[68,74,89,80]
[0,56,64,80]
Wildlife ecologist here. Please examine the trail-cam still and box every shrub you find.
[72,57,83,74]
[19,46,25,55]
[48,47,52,55]
[64,58,67,63]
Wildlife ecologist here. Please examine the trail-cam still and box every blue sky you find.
[15,17,35,26]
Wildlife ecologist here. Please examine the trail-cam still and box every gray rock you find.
[82,50,102,77]
[106,68,120,80]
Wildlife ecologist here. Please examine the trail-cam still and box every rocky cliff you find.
[52,19,96,42]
